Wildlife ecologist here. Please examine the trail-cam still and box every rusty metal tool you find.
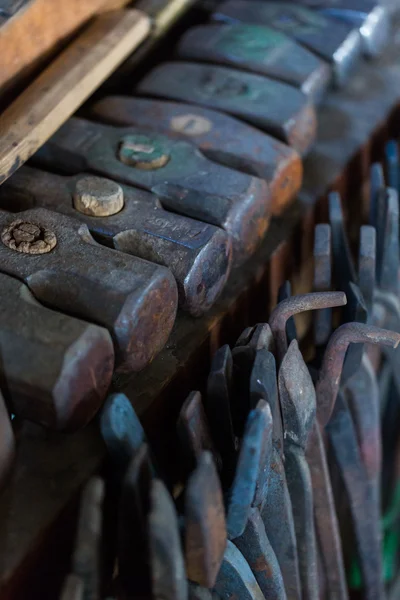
[279,339,319,600]
[313,223,332,347]
[212,540,265,600]
[249,351,301,600]
[385,140,399,193]
[278,280,297,345]
[91,95,303,216]
[206,344,237,486]
[118,444,153,597]
[309,323,400,599]
[326,391,384,600]
[0,207,178,374]
[212,1,362,87]
[35,117,270,263]
[0,166,232,317]
[184,451,227,588]
[137,62,317,156]
[0,271,114,431]
[149,478,188,600]
[71,477,105,600]
[176,23,331,103]
[178,391,220,472]
[268,290,347,363]
[293,0,390,57]
[226,401,269,539]
[0,389,14,491]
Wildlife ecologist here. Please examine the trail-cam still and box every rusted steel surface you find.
[91,96,303,217]
[176,23,331,103]
[0,207,178,374]
[0,166,232,317]
[0,271,114,430]
[35,118,270,264]
[358,225,376,317]
[269,290,347,362]
[185,451,226,588]
[178,391,219,471]
[137,62,317,156]
[212,1,363,87]
[277,280,298,345]
[149,479,188,600]
[279,340,318,600]
[0,390,14,491]
[212,540,265,600]
[71,477,105,600]
[313,224,332,346]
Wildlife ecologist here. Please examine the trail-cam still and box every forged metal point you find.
[269,291,347,362]
[317,322,400,428]
[213,541,265,600]
[247,323,273,351]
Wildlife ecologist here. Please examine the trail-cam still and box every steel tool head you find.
[72,477,105,600]
[369,162,386,235]
[378,187,399,296]
[278,280,298,345]
[149,479,188,600]
[176,23,331,103]
[226,402,269,539]
[252,400,273,509]
[0,166,232,317]
[247,323,274,351]
[212,0,363,87]
[313,223,332,346]
[178,391,219,471]
[329,190,357,291]
[213,540,265,600]
[358,225,376,319]
[0,390,14,491]
[234,507,286,599]
[91,96,303,217]
[0,272,114,430]
[317,322,400,428]
[269,290,347,362]
[137,62,317,156]
[185,451,227,588]
[385,140,399,193]
[99,393,146,474]
[35,118,270,264]
[0,206,177,373]
[279,339,316,450]
[235,327,254,348]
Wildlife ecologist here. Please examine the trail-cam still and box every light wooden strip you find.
[0,9,151,184]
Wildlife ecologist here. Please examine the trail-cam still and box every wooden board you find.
[0,0,132,99]
[0,8,151,185]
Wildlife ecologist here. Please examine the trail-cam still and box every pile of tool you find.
[57,143,400,598]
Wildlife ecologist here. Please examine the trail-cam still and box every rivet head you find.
[73,176,124,217]
[2,220,57,254]
[118,135,170,170]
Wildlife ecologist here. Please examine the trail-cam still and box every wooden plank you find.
[0,0,132,99]
[0,8,151,185]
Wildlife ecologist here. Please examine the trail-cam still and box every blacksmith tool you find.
[369,162,386,260]
[213,540,265,600]
[212,1,362,87]
[385,140,399,193]
[313,224,332,347]
[184,451,226,588]
[279,339,318,600]
[34,118,270,263]
[176,23,331,103]
[0,207,178,373]
[0,390,14,490]
[277,280,298,345]
[294,0,390,57]
[137,63,317,156]
[91,96,303,216]
[178,391,220,472]
[0,166,232,317]
[0,272,114,430]
[149,479,188,600]
[71,477,105,600]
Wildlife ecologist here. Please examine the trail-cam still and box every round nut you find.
[118,135,170,170]
[1,220,57,254]
[73,176,124,217]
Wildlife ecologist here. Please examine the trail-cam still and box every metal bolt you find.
[1,220,56,254]
[73,176,124,217]
[118,135,170,170]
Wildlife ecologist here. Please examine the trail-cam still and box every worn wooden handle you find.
[0,8,151,185]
